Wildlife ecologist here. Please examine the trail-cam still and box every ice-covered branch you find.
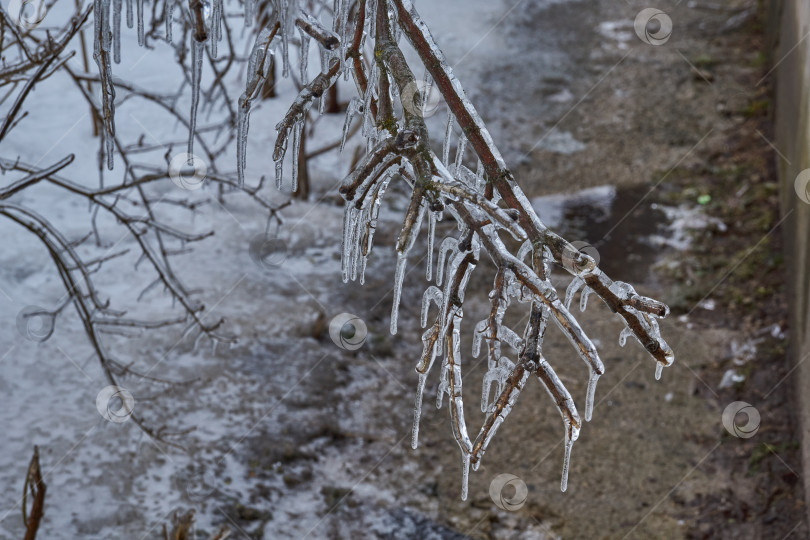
[1,0,676,494]
[296,7,340,51]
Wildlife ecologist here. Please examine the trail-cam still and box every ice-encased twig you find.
[93,0,116,170]
[295,7,341,51]
[445,313,474,500]
[113,0,122,63]
[390,186,426,334]
[237,24,279,186]
[188,38,204,158]
[88,0,678,500]
[274,58,341,186]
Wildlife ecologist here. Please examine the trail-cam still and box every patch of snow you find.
[534,130,587,155]
[531,185,616,229]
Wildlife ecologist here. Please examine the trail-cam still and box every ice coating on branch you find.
[236,104,250,184]
[337,0,351,77]
[411,372,428,449]
[340,98,362,152]
[421,69,433,107]
[280,0,291,77]
[362,62,378,141]
[412,323,440,449]
[517,239,533,263]
[481,357,513,413]
[442,113,454,165]
[365,0,378,38]
[237,29,276,185]
[274,158,284,190]
[472,319,487,358]
[610,279,637,300]
[535,356,579,429]
[472,361,530,469]
[460,454,470,501]
[579,286,593,312]
[340,206,355,282]
[344,205,365,283]
[565,275,585,310]
[93,0,116,170]
[136,0,144,45]
[390,254,407,334]
[453,132,467,179]
[436,354,449,410]
[561,419,580,492]
[426,210,440,281]
[244,0,254,27]
[436,237,458,286]
[421,286,443,328]
[655,362,664,381]
[360,174,394,283]
[453,243,478,302]
[211,0,223,58]
[646,311,661,336]
[549,296,604,377]
[113,0,122,63]
[273,91,312,190]
[165,1,173,42]
[475,158,486,194]
[444,314,474,499]
[298,27,310,83]
[290,120,303,192]
[585,370,599,422]
[499,326,523,352]
[188,38,204,158]
[619,326,634,347]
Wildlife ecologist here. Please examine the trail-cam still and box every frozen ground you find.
[0,0,805,539]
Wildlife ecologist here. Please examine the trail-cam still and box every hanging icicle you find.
[165,1,173,43]
[113,0,122,63]
[237,27,277,185]
[136,0,144,45]
[187,0,210,159]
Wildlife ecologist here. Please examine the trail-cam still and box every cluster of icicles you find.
[91,0,674,500]
[93,0,390,186]
[338,115,673,498]
[92,0,225,169]
[261,0,389,191]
